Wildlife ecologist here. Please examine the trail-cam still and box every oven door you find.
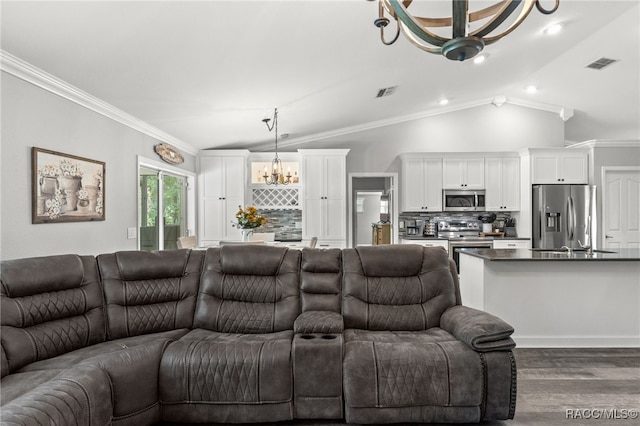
[449,240,493,273]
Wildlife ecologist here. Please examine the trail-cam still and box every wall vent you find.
[376,86,397,98]
[585,57,619,70]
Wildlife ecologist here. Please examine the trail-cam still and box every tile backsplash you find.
[399,211,513,237]
[258,209,302,241]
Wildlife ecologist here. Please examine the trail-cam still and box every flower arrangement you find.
[59,159,84,177]
[38,163,60,178]
[45,188,65,219]
[77,188,89,201]
[234,205,266,229]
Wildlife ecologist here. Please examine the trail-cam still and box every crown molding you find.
[568,139,640,149]
[1,50,198,156]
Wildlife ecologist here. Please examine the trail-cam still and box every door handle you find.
[567,196,575,241]
[605,235,614,239]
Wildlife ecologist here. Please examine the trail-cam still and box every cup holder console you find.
[300,334,338,340]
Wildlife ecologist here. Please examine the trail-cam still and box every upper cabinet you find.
[299,149,349,245]
[485,157,520,211]
[401,157,443,212]
[198,150,249,244]
[531,150,588,184]
[442,158,485,189]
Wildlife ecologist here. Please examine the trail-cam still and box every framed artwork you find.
[32,147,105,224]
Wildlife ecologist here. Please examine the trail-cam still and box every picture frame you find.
[32,147,105,224]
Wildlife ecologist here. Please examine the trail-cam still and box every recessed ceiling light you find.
[544,23,563,35]
[525,85,538,94]
[439,98,450,106]
[473,54,487,65]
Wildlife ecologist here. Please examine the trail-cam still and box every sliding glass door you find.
[139,167,187,251]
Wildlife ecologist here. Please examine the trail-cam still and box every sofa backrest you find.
[0,255,105,374]
[194,246,301,333]
[97,249,204,340]
[342,245,457,331]
[300,248,342,313]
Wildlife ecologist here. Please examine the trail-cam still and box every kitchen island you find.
[458,248,640,348]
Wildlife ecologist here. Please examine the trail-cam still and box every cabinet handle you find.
[507,243,516,247]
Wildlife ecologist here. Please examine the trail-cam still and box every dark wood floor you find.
[160,348,640,426]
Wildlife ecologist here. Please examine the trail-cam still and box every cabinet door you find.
[501,158,520,210]
[560,154,588,183]
[324,198,345,240]
[532,155,559,183]
[302,156,324,199]
[484,158,503,210]
[443,159,464,188]
[201,198,224,241]
[465,158,485,189]
[324,156,346,200]
[302,197,323,239]
[224,157,246,199]
[402,158,426,211]
[423,159,443,211]
[201,157,224,198]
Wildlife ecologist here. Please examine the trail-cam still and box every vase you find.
[85,185,98,211]
[241,229,254,242]
[40,176,58,196]
[77,199,90,214]
[58,176,82,211]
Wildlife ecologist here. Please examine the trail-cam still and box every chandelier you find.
[262,108,292,185]
[373,0,560,61]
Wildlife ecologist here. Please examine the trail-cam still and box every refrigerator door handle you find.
[567,196,576,241]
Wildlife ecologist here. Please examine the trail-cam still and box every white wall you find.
[293,103,566,173]
[0,73,196,260]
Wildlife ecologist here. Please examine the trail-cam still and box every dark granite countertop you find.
[401,236,530,241]
[459,248,640,261]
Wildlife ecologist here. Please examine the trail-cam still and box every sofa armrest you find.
[294,311,344,334]
[441,305,515,352]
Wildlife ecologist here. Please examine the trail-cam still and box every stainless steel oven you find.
[438,219,492,273]
[443,189,486,212]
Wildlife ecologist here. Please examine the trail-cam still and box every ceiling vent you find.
[376,86,397,98]
[585,57,619,70]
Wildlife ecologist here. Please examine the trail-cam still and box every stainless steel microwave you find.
[443,189,486,211]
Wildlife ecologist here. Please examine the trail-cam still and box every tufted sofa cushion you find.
[0,255,105,374]
[97,249,204,339]
[193,246,300,333]
[342,245,457,331]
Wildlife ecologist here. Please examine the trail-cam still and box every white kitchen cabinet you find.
[485,157,520,211]
[400,239,448,251]
[531,150,588,184]
[443,158,485,189]
[401,157,443,212]
[492,239,530,249]
[198,151,249,244]
[299,150,349,245]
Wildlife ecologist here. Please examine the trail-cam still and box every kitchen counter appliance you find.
[443,189,486,212]
[438,218,492,273]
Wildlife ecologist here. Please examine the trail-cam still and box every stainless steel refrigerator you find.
[532,184,597,249]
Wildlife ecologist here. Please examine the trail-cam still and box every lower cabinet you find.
[493,240,530,249]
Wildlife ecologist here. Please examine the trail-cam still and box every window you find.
[138,157,195,251]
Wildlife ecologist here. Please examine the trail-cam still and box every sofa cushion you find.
[0,254,105,373]
[342,246,457,331]
[343,328,483,422]
[300,248,342,313]
[0,364,112,426]
[159,328,294,423]
[97,250,204,340]
[17,329,188,372]
[0,369,63,406]
[193,246,300,333]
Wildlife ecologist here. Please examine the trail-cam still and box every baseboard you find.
[514,335,640,348]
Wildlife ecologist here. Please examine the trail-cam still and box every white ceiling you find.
[2,1,639,154]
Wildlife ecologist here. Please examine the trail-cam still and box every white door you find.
[603,168,640,249]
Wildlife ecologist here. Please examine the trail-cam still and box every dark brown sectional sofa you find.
[1,245,517,425]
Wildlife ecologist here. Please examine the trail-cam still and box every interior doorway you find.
[348,173,398,248]
[602,167,640,249]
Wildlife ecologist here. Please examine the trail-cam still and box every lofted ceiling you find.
[1,1,638,155]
